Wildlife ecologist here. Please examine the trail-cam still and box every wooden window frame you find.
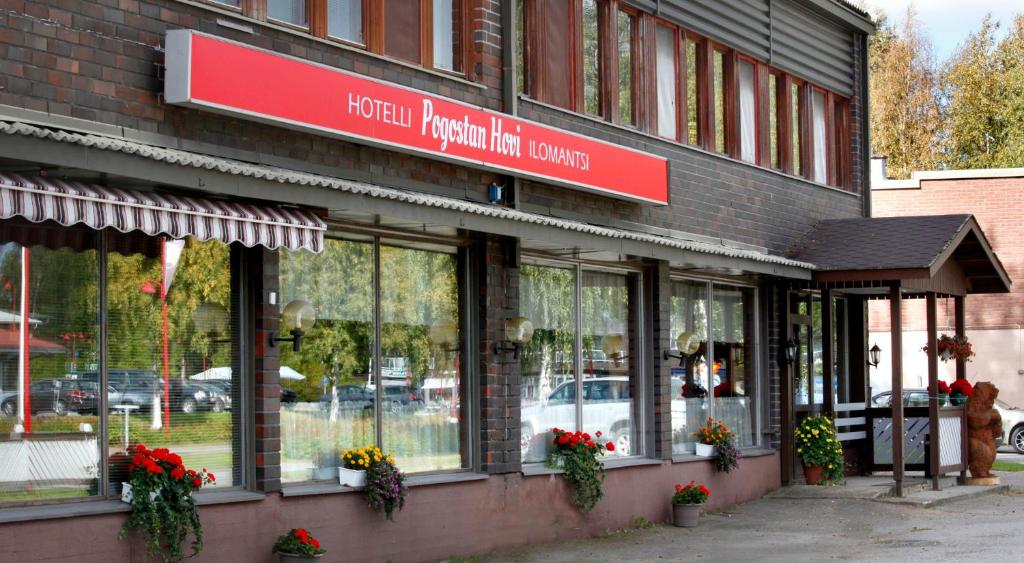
[240,1,473,77]
[735,53,760,164]
[615,4,640,127]
[651,19,682,141]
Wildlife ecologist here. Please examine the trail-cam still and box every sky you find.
[862,0,1022,62]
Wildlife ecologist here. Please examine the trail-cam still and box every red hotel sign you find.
[164,30,668,205]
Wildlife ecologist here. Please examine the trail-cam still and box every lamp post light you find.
[270,300,317,353]
[495,316,534,359]
[784,337,799,366]
[867,343,882,368]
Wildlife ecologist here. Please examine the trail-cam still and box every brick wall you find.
[250,246,281,492]
[870,176,1024,332]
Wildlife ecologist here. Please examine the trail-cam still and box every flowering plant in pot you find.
[950,378,974,406]
[693,418,740,473]
[547,427,615,513]
[118,444,215,562]
[272,528,326,561]
[938,380,951,406]
[672,481,710,528]
[795,415,844,485]
[924,334,974,363]
[342,445,407,519]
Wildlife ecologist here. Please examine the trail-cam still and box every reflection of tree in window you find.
[582,0,600,116]
[713,50,725,153]
[617,11,634,125]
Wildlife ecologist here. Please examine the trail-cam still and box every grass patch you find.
[992,460,1024,472]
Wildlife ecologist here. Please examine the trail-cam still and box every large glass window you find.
[811,89,827,184]
[328,0,363,44]
[712,50,725,153]
[582,0,601,116]
[0,229,241,506]
[738,60,756,163]
[791,83,802,176]
[656,25,678,139]
[670,279,759,454]
[768,73,779,169]
[520,263,641,464]
[433,0,463,72]
[686,38,698,145]
[268,0,308,27]
[617,10,635,125]
[279,237,466,482]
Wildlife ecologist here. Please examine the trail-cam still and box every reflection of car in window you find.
[520,376,634,459]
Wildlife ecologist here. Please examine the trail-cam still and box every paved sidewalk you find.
[478,471,1024,563]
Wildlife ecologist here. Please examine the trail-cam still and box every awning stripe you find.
[0,173,325,252]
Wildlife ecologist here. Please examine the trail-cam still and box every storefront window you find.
[106,237,238,488]
[712,284,756,448]
[670,280,708,455]
[279,237,466,482]
[0,228,241,505]
[520,263,640,464]
[671,280,759,454]
[0,236,100,503]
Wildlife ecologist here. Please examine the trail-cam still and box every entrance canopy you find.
[790,214,1010,295]
[0,173,325,252]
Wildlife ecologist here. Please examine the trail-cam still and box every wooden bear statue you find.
[966,381,1002,480]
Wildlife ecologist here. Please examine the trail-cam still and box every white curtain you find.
[328,0,363,43]
[656,26,677,139]
[433,0,456,71]
[739,62,756,163]
[812,91,827,183]
[267,0,307,26]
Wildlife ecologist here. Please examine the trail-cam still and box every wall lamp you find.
[663,331,701,364]
[495,316,533,359]
[867,343,882,368]
[194,302,232,343]
[270,300,316,353]
[783,337,799,366]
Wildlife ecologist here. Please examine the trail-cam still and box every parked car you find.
[105,382,156,413]
[520,376,633,458]
[0,379,96,417]
[381,385,424,412]
[319,384,374,410]
[996,399,1024,454]
[192,381,231,412]
[280,386,298,404]
[871,389,931,407]
[167,378,216,414]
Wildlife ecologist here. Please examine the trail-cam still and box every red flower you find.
[193,477,202,487]
[605,442,615,452]
[207,472,216,482]
[582,433,591,440]
[699,485,710,495]
[171,467,185,481]
[311,539,320,550]
[147,463,163,475]
[674,483,682,489]
[168,453,183,466]
[557,435,569,446]
[595,431,602,437]
[134,443,147,453]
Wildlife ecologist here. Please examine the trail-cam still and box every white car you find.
[520,376,634,460]
[996,399,1024,454]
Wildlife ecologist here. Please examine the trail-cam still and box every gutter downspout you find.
[860,31,871,218]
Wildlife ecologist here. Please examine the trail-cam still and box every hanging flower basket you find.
[923,334,974,363]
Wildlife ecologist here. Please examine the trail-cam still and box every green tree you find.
[868,7,943,179]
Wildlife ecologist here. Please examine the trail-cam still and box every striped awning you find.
[0,173,325,252]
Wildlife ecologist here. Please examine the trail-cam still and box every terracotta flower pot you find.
[673,503,702,527]
[803,464,824,485]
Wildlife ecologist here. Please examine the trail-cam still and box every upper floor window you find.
[738,59,756,163]
[655,24,678,139]
[211,1,468,75]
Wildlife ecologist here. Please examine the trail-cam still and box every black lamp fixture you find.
[194,302,232,343]
[495,316,534,359]
[663,331,701,364]
[270,300,316,353]
[867,343,882,368]
[783,337,799,366]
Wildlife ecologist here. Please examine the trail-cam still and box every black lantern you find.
[784,338,799,365]
[867,343,882,368]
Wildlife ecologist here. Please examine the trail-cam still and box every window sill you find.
[0,490,266,524]
[174,0,486,91]
[518,96,860,198]
[521,457,663,476]
[280,471,489,497]
[671,447,776,464]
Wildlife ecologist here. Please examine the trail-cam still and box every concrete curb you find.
[877,484,1011,508]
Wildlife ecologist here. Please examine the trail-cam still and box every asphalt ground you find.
[478,455,1024,563]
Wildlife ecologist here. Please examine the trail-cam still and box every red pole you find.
[161,240,171,433]
[21,247,30,432]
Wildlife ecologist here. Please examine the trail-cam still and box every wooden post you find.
[889,284,904,497]
[780,286,794,485]
[955,294,967,483]
[822,288,834,415]
[926,292,940,490]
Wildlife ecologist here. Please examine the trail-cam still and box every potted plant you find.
[547,427,615,513]
[950,378,974,406]
[938,380,951,406]
[795,415,844,485]
[924,334,975,363]
[118,444,215,562]
[342,445,407,519]
[693,418,740,473]
[272,528,325,561]
[671,481,710,528]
